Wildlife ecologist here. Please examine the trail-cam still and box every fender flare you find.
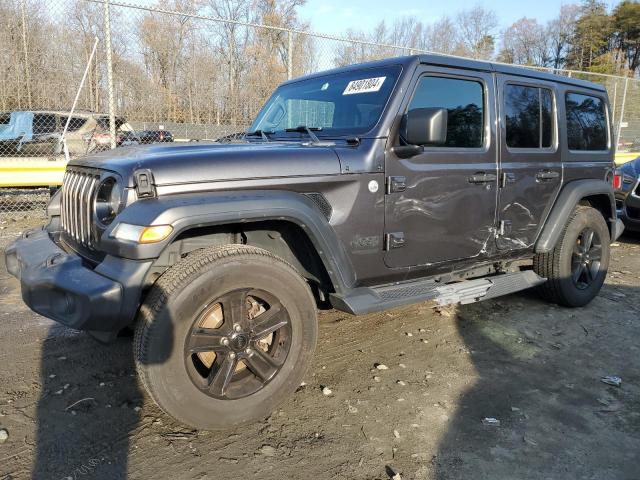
[534,179,615,253]
[100,190,356,294]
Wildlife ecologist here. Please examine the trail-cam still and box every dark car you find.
[5,54,624,430]
[138,130,174,144]
[614,155,640,232]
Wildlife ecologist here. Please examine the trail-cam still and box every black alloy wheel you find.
[185,289,292,400]
[570,227,603,290]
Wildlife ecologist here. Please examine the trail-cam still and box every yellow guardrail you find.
[0,157,68,187]
[0,152,638,188]
[615,152,639,165]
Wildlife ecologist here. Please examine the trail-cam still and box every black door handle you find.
[536,170,560,181]
[468,172,497,184]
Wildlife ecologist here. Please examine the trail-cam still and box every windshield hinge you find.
[134,169,156,198]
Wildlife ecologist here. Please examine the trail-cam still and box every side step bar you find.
[330,271,546,316]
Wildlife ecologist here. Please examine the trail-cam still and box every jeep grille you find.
[60,167,101,248]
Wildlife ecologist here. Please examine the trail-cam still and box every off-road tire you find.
[534,206,610,307]
[134,244,317,429]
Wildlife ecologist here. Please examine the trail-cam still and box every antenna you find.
[60,36,99,162]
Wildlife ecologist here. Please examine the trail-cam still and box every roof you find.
[283,54,607,93]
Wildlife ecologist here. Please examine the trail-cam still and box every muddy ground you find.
[0,217,638,480]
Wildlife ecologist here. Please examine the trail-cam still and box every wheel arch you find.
[535,179,616,253]
[101,190,355,296]
[147,220,336,301]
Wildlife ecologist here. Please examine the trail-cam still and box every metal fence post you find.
[615,77,629,152]
[20,0,32,109]
[287,30,293,80]
[104,0,117,149]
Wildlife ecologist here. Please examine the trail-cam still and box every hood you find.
[70,141,342,187]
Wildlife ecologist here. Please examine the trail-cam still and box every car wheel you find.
[534,205,610,307]
[134,244,317,429]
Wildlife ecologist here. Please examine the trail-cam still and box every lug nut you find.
[234,324,242,332]
[221,338,229,346]
[245,348,253,355]
[229,352,236,359]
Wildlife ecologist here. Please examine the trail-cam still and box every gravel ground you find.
[0,217,639,480]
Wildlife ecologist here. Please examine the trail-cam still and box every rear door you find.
[384,67,498,268]
[496,76,562,249]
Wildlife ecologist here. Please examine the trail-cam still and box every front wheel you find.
[134,245,317,429]
[534,206,610,307]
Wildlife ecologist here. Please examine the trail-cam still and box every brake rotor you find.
[196,296,274,371]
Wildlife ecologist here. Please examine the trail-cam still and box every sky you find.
[297,0,621,37]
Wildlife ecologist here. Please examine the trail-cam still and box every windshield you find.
[250,65,402,138]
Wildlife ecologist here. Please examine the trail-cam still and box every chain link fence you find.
[1,0,639,221]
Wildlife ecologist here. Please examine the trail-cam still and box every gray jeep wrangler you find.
[5,55,624,429]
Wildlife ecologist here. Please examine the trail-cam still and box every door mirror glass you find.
[401,107,448,146]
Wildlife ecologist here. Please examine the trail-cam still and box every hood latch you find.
[134,169,156,198]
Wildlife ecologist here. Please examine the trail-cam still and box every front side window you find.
[504,84,554,149]
[566,93,608,151]
[407,76,484,148]
[250,66,401,138]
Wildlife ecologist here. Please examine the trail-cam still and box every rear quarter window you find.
[565,93,608,151]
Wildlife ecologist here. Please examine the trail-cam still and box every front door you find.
[496,76,563,250]
[384,67,498,269]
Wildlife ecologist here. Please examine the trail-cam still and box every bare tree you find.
[547,4,580,70]
[499,17,549,66]
[456,5,498,59]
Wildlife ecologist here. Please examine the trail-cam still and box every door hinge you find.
[384,232,405,250]
[498,220,512,236]
[134,169,156,198]
[386,176,407,194]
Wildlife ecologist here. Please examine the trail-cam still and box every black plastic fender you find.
[534,179,616,253]
[100,190,356,295]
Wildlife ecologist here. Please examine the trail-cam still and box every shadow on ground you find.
[32,331,141,479]
[434,281,640,479]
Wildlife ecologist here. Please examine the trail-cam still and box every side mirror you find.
[401,107,448,146]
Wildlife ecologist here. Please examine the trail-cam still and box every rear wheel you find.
[534,206,610,307]
[134,245,317,429]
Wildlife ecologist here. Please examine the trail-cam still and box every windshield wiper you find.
[285,125,323,144]
[245,129,273,142]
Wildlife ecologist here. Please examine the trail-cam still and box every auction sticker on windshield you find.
[343,77,386,95]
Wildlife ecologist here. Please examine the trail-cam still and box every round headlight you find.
[94,177,120,226]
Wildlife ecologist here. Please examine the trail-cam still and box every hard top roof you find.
[282,54,607,93]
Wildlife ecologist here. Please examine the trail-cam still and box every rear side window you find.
[33,114,58,134]
[565,93,608,151]
[408,76,484,148]
[504,84,554,149]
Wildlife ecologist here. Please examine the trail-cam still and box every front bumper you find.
[5,227,152,334]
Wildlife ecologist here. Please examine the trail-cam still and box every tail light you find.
[613,173,622,190]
